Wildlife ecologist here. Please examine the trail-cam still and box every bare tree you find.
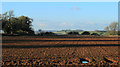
[104,22,118,35]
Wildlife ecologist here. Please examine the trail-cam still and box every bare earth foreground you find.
[2,36,120,66]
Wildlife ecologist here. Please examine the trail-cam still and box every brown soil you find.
[2,36,120,66]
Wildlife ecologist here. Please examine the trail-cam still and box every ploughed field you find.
[2,36,120,66]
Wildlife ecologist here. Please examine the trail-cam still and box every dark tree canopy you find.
[67,32,79,35]
[91,33,100,36]
[81,31,90,35]
[39,32,56,36]
[1,11,34,35]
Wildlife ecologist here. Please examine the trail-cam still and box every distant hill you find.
[95,30,106,32]
[42,30,58,32]
[61,29,84,32]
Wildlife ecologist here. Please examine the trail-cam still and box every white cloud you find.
[60,22,74,27]
[39,23,47,26]
[88,22,94,25]
[70,6,80,10]
[60,22,67,27]
[38,20,47,27]
[70,24,74,26]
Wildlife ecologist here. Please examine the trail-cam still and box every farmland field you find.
[2,36,120,66]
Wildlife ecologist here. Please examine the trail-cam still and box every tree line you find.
[0,10,34,35]
[0,10,119,36]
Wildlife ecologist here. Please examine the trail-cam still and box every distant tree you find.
[91,33,100,36]
[67,31,79,35]
[104,22,118,35]
[81,31,90,35]
[45,32,56,35]
[0,17,1,30]
[38,29,42,32]
[37,29,42,35]
[40,32,56,36]
[38,29,42,33]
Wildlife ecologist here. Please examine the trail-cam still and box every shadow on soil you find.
[2,40,120,43]
[2,44,120,48]
[103,57,113,63]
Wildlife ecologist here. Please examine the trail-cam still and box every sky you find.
[2,2,118,31]
[1,0,120,2]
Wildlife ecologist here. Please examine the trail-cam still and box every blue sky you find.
[2,2,118,31]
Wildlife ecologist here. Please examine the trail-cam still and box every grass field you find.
[2,36,120,66]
